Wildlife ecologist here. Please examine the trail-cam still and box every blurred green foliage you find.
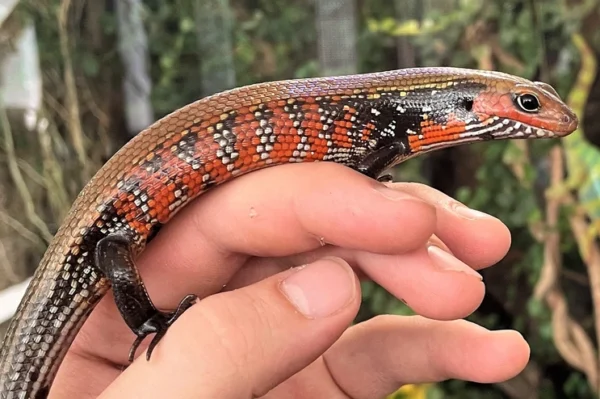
[5,0,600,397]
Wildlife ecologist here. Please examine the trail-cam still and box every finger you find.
[428,234,451,252]
[324,316,529,398]
[264,316,529,399]
[227,233,451,286]
[330,246,485,320]
[229,245,485,321]
[385,182,511,269]
[222,232,456,288]
[97,258,360,399]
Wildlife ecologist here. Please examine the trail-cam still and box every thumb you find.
[99,257,360,399]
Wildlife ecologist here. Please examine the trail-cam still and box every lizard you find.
[0,67,578,398]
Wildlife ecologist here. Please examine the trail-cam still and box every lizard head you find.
[469,78,578,138]
[403,69,578,155]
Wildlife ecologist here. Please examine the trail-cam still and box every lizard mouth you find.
[490,119,558,140]
[406,117,566,156]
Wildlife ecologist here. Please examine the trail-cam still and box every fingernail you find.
[428,245,483,280]
[280,258,356,318]
[448,201,494,220]
[374,184,420,201]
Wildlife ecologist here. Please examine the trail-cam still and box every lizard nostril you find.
[563,112,579,132]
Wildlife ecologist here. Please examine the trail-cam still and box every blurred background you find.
[0,0,599,398]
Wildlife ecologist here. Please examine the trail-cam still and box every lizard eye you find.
[515,93,541,113]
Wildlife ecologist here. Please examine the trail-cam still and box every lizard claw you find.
[377,173,394,183]
[128,294,198,362]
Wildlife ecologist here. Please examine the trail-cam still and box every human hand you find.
[51,162,529,398]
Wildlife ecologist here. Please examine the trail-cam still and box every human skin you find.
[48,162,529,398]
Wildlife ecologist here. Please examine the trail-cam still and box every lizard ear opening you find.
[463,98,474,112]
